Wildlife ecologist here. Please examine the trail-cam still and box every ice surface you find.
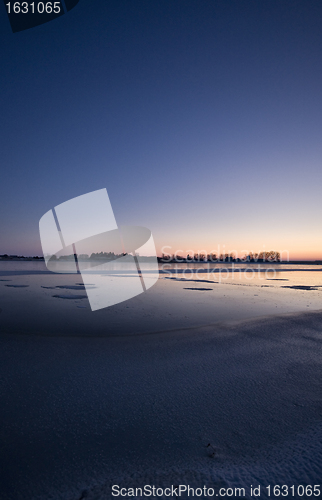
[1,262,322,499]
[2,265,322,337]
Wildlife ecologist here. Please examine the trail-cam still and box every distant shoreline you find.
[0,255,44,261]
[0,254,322,265]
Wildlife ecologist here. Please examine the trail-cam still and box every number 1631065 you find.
[5,2,61,14]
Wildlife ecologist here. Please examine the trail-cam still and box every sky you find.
[1,0,322,260]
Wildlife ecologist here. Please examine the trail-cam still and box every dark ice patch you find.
[5,285,29,288]
[53,294,87,300]
[56,285,86,290]
[267,279,289,281]
[165,277,217,283]
[282,285,320,291]
[42,285,89,290]
[183,288,213,291]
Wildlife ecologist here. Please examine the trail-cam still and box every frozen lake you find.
[1,261,322,500]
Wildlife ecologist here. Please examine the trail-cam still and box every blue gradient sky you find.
[1,1,322,259]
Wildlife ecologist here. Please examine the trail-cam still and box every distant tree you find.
[248,250,280,262]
